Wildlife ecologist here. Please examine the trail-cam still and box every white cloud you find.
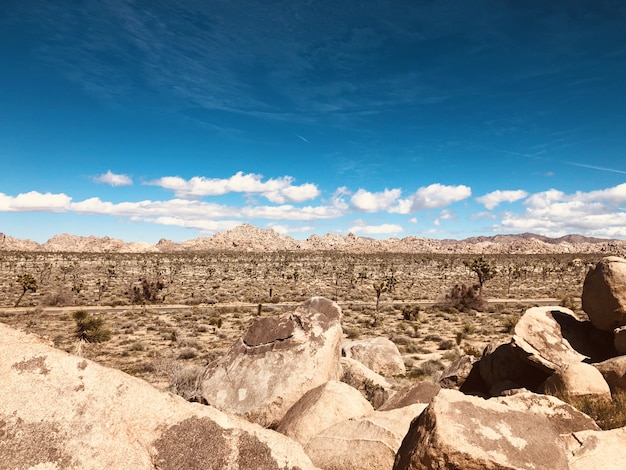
[350,188,401,212]
[392,184,471,213]
[147,171,320,202]
[348,221,404,235]
[476,189,528,210]
[94,170,132,186]
[0,191,71,212]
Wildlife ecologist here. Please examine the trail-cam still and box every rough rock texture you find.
[614,325,626,355]
[340,356,395,408]
[276,380,373,446]
[582,256,626,332]
[305,404,426,470]
[541,362,611,400]
[594,356,626,391]
[568,427,626,470]
[378,381,441,411]
[438,355,475,390]
[479,341,550,394]
[200,297,343,427]
[342,337,406,377]
[0,323,316,470]
[511,306,591,373]
[394,389,570,470]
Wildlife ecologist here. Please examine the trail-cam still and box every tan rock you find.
[394,389,570,470]
[378,381,440,411]
[0,323,316,470]
[542,362,611,400]
[569,427,626,470]
[277,380,373,446]
[582,256,626,331]
[200,297,344,427]
[340,356,395,408]
[342,337,406,377]
[594,355,626,392]
[306,404,426,470]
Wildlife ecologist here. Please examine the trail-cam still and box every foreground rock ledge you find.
[0,323,316,470]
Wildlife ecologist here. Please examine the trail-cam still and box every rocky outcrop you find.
[306,404,426,470]
[594,356,626,392]
[342,337,406,377]
[378,381,441,411]
[0,323,316,470]
[394,389,573,470]
[438,355,475,390]
[582,256,626,331]
[199,297,344,427]
[276,380,373,446]
[568,427,626,470]
[541,363,611,400]
[340,356,395,408]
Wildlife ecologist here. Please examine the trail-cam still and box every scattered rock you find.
[394,389,570,470]
[276,380,373,446]
[582,256,626,332]
[342,337,407,377]
[200,297,344,427]
[306,404,426,470]
[0,323,316,470]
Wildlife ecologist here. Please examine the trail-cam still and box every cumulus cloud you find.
[348,221,403,235]
[0,191,71,212]
[476,189,528,210]
[499,183,626,238]
[350,188,401,212]
[391,184,471,213]
[147,171,320,202]
[94,170,133,186]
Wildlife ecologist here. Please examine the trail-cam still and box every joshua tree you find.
[464,256,497,295]
[15,274,38,307]
[73,310,111,343]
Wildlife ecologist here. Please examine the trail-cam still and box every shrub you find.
[177,347,199,360]
[437,283,488,312]
[502,314,520,333]
[558,390,626,430]
[73,310,111,343]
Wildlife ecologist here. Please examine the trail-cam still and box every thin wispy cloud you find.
[564,161,626,175]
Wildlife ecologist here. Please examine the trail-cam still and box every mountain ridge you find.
[1,224,625,255]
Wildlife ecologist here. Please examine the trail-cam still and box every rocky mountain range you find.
[1,224,625,254]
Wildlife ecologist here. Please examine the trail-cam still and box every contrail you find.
[296,134,310,144]
[564,161,626,175]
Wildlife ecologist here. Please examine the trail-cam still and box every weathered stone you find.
[582,256,626,332]
[479,341,550,394]
[394,389,570,470]
[614,325,626,355]
[276,380,373,446]
[594,355,626,392]
[306,404,426,470]
[541,362,611,400]
[379,381,440,411]
[342,337,407,377]
[438,354,475,390]
[0,323,316,470]
[340,356,395,408]
[511,306,591,373]
[200,297,343,427]
[568,427,626,470]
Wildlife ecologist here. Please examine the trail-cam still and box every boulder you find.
[340,356,395,408]
[276,380,373,446]
[378,381,441,411]
[541,363,611,400]
[394,389,570,470]
[479,341,550,394]
[200,297,344,427]
[582,256,626,331]
[0,323,316,470]
[305,404,426,470]
[594,355,626,392]
[438,355,475,390]
[511,306,590,374]
[568,427,626,470]
[614,325,626,355]
[342,337,406,377]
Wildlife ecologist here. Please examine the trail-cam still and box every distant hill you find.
[1,224,625,255]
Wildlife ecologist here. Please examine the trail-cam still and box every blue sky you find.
[1,0,625,243]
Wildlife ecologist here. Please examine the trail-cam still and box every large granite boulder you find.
[394,389,572,470]
[340,356,396,408]
[305,404,426,470]
[541,362,611,400]
[276,380,373,446]
[342,337,406,377]
[582,256,626,332]
[568,427,626,470]
[594,355,626,392]
[200,296,344,427]
[378,381,441,411]
[0,323,316,470]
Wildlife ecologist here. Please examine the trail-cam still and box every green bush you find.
[73,310,111,343]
